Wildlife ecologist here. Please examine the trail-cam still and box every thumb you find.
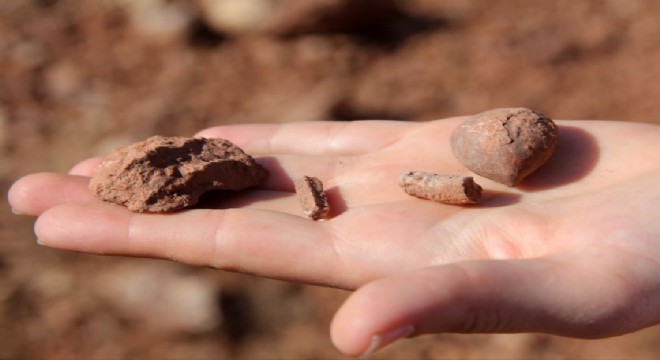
[330,256,646,357]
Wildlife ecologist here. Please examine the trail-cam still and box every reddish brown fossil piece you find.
[450,108,559,186]
[294,176,329,220]
[399,171,482,205]
[90,135,267,212]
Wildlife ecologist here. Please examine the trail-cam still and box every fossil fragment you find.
[294,176,329,220]
[90,136,267,212]
[450,108,559,186]
[399,171,482,205]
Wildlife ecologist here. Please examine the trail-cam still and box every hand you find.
[9,117,660,357]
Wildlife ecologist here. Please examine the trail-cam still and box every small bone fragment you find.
[399,171,482,205]
[294,176,329,220]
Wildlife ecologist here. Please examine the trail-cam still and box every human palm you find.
[9,117,660,356]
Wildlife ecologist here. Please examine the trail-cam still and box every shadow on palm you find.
[520,126,599,190]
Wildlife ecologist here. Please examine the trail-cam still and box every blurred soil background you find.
[2,0,660,359]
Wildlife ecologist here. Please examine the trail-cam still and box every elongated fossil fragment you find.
[399,171,482,205]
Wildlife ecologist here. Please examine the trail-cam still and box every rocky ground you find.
[2,0,660,358]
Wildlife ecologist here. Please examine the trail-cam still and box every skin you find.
[8,117,660,357]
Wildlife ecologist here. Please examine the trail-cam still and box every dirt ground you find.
[2,0,660,359]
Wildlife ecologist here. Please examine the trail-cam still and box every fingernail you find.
[36,238,45,245]
[360,324,415,358]
[11,208,24,216]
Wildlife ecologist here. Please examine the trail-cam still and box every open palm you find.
[9,117,660,356]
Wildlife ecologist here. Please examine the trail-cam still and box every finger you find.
[10,153,341,218]
[35,202,346,285]
[7,171,323,217]
[8,173,96,216]
[70,121,406,176]
[330,255,646,357]
[67,153,342,193]
[69,157,103,176]
[66,139,343,180]
[195,120,413,156]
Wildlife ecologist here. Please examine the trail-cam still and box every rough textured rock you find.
[450,108,559,186]
[399,171,482,205]
[90,136,267,212]
[294,176,329,220]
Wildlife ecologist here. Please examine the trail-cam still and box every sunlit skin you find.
[8,117,660,356]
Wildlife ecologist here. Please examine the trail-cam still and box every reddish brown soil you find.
[2,1,660,359]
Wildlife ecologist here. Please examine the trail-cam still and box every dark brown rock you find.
[450,108,559,186]
[399,171,482,205]
[90,136,267,212]
[294,176,329,220]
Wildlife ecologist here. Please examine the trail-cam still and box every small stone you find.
[399,171,482,205]
[122,0,193,42]
[90,136,267,212]
[450,108,559,186]
[200,0,271,35]
[294,176,329,220]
